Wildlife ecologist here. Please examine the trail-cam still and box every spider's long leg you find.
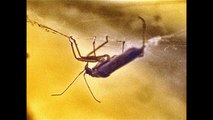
[51,69,85,96]
[117,40,126,53]
[69,41,81,61]
[69,36,83,58]
[87,36,109,56]
[93,36,96,57]
[121,41,125,53]
[69,41,92,62]
[138,16,146,47]
[83,73,101,103]
[69,36,110,62]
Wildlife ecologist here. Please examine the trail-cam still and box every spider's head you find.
[85,64,93,76]
[84,63,101,77]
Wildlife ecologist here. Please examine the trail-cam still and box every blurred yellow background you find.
[27,0,186,119]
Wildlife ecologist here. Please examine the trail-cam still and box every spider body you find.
[85,47,144,78]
